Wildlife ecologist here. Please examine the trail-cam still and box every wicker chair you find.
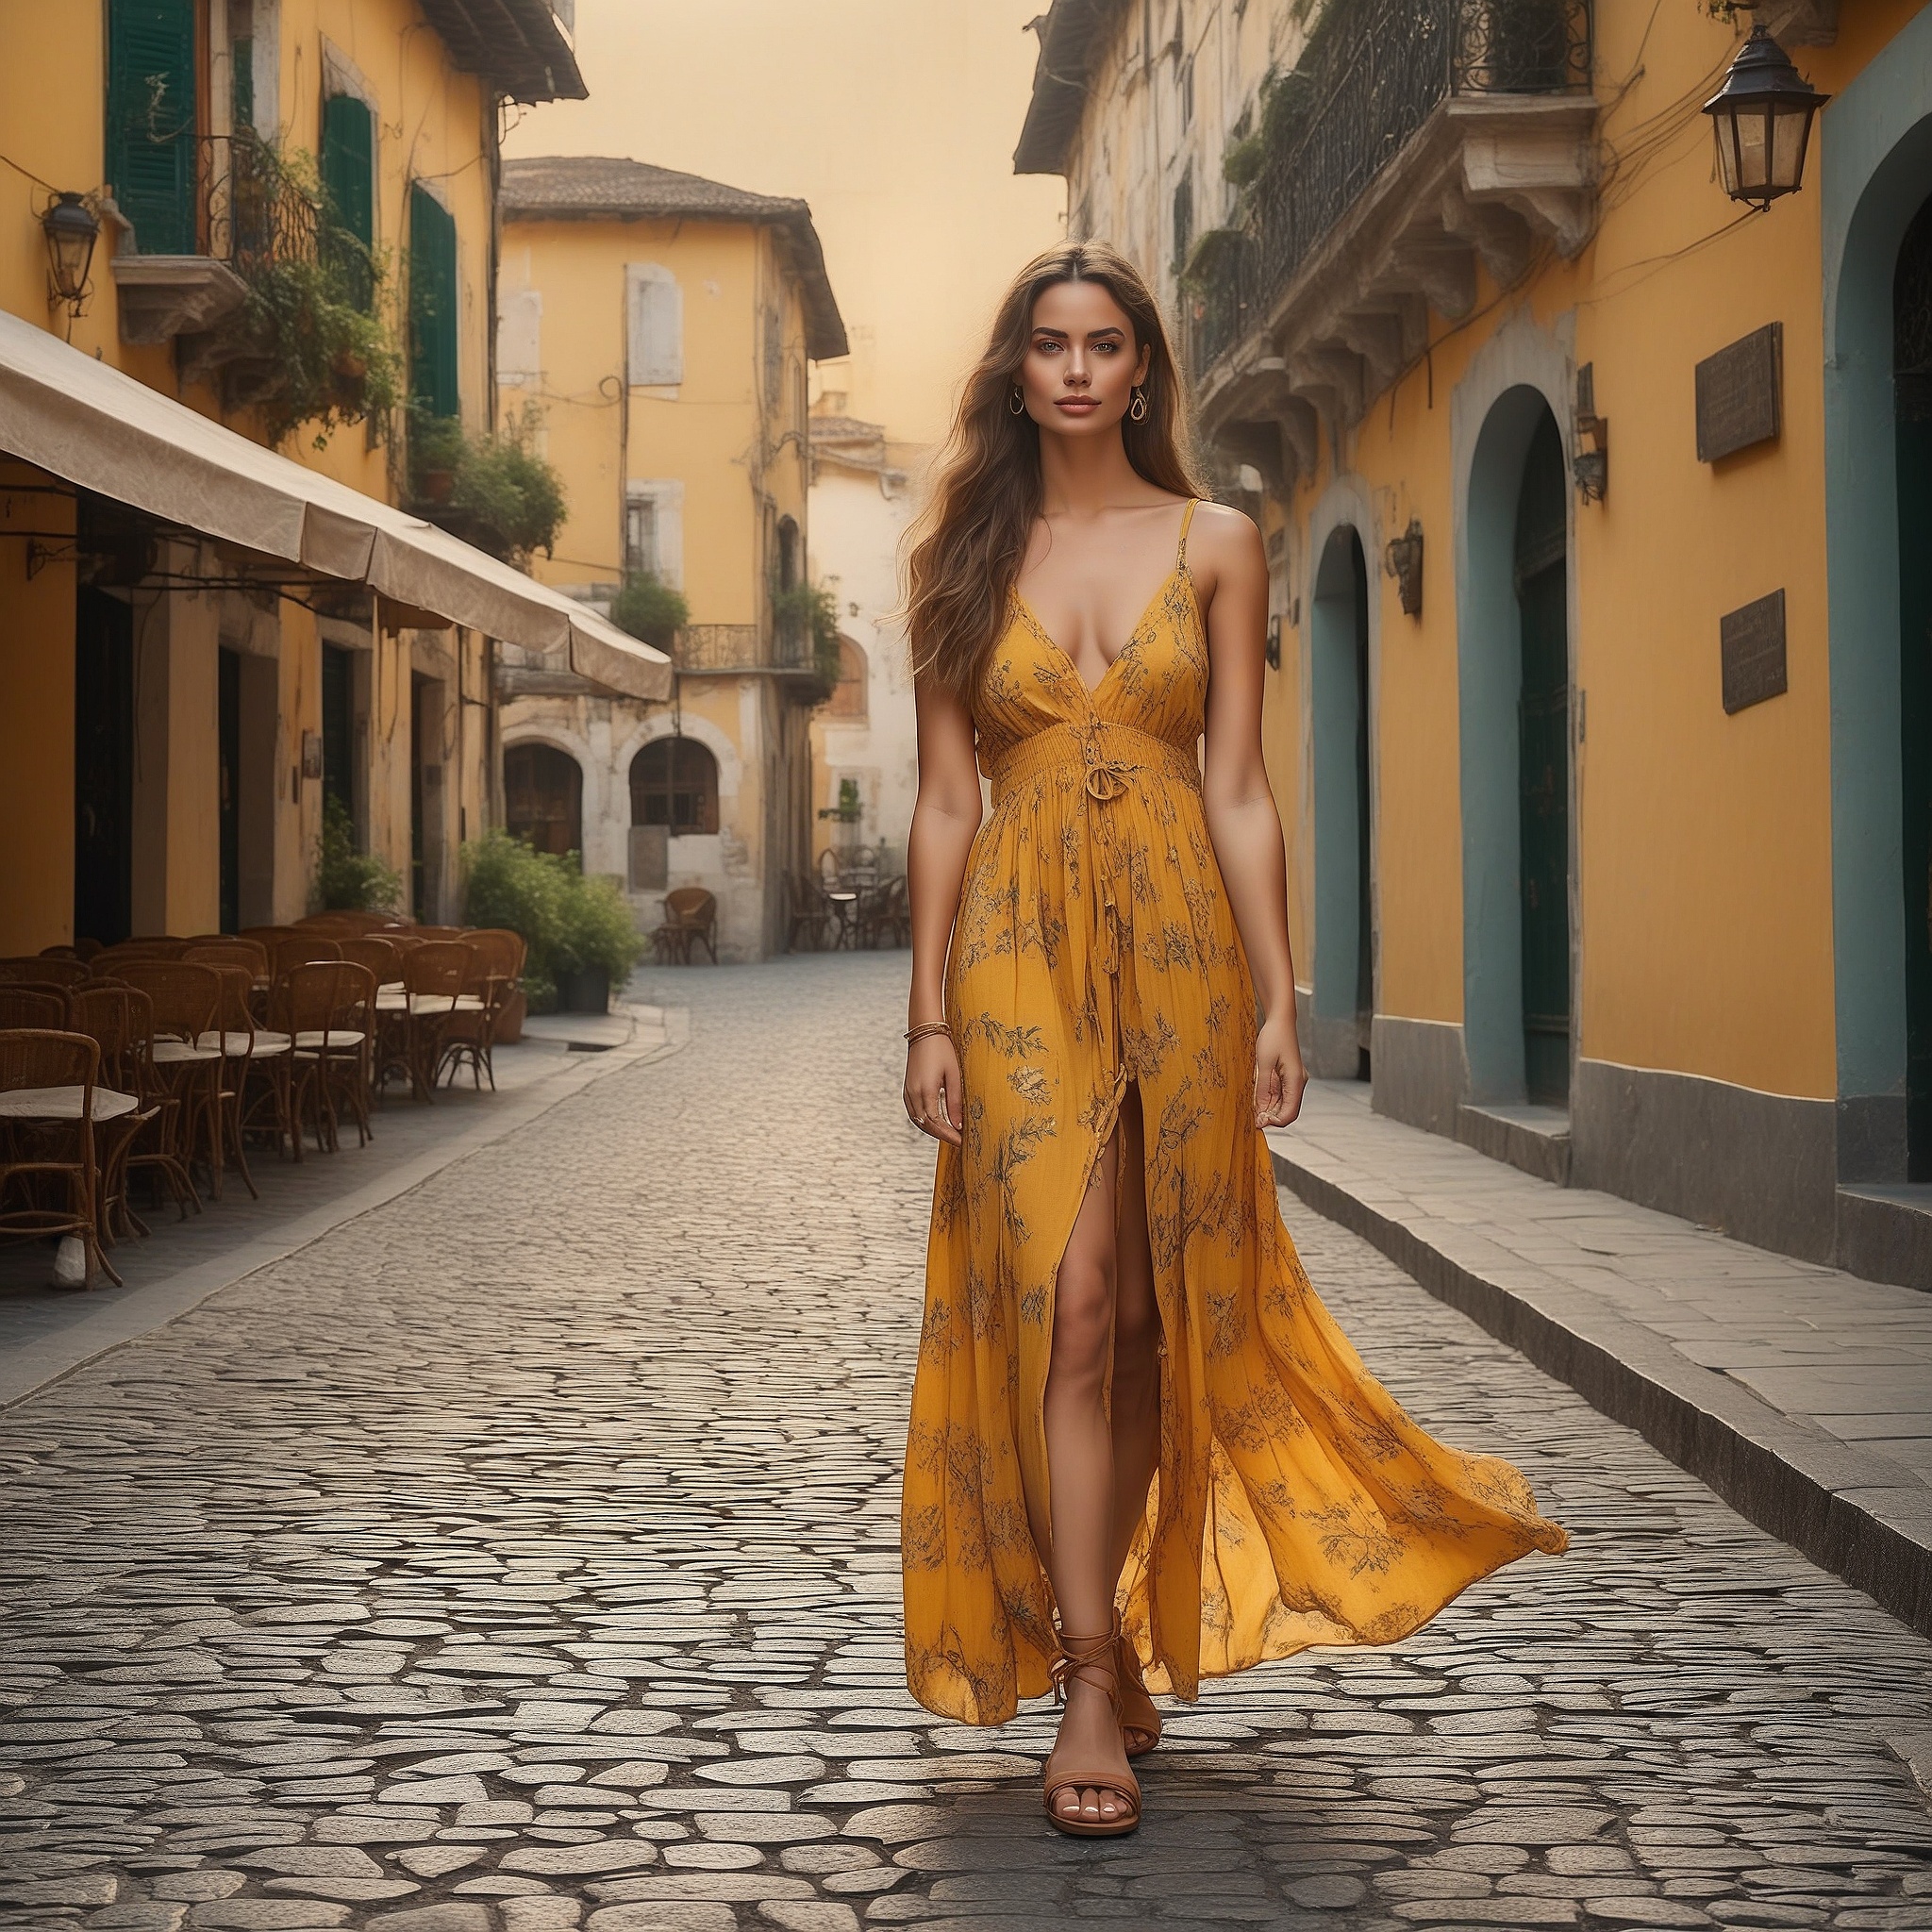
[110,981,196,1222]
[185,940,270,979]
[1,958,89,987]
[438,929,524,1091]
[654,888,719,965]
[66,984,158,1247]
[0,988,70,1028]
[109,960,225,1200]
[341,936,403,990]
[391,941,475,1102]
[279,961,375,1154]
[0,1028,115,1288]
[273,933,342,982]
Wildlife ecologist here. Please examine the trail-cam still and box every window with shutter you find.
[320,94,375,309]
[107,0,198,257]
[408,184,459,418]
[626,263,682,386]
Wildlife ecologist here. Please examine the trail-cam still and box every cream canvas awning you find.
[0,309,671,702]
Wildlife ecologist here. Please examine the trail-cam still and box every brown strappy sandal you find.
[1115,1630,1162,1758]
[1041,1619,1142,1838]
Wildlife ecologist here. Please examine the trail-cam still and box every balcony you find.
[1184,0,1595,487]
[673,622,818,677]
[108,134,302,347]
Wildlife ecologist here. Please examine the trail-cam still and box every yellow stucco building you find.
[0,0,663,952]
[493,156,847,959]
[1016,0,1932,1290]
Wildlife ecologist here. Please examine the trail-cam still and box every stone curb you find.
[1268,1140,1932,1641]
[0,1005,691,1411]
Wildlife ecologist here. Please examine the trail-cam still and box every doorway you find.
[321,641,355,825]
[74,588,133,947]
[1310,525,1374,1079]
[504,742,583,858]
[218,645,241,933]
[1898,192,1932,1177]
[1515,413,1572,1105]
[1459,385,1573,1108]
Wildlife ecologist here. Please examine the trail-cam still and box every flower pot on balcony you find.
[419,466,457,505]
[554,966,610,1014]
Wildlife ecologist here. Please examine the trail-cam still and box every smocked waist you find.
[984,720,1202,808]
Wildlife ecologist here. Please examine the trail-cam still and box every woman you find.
[898,243,1565,1840]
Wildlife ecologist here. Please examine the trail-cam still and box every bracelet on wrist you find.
[905,1020,952,1044]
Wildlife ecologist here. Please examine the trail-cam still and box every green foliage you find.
[213,140,404,449]
[315,793,403,912]
[608,572,691,650]
[1178,226,1251,293]
[552,872,646,984]
[818,777,862,824]
[408,405,569,564]
[773,579,842,703]
[459,828,641,1007]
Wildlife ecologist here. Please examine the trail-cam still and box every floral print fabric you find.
[902,501,1566,1726]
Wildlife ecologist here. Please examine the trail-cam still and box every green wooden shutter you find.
[320,94,375,308]
[408,184,458,419]
[107,0,198,257]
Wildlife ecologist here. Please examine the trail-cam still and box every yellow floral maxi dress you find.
[901,500,1566,1727]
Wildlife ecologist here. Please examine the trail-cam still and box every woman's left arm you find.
[1194,506,1308,1129]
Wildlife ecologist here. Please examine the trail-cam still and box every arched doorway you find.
[630,736,720,835]
[1309,525,1373,1079]
[504,742,582,858]
[1459,385,1572,1107]
[1515,414,1572,1105]
[1899,193,1932,1175]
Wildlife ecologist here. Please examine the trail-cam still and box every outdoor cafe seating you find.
[0,908,535,1291]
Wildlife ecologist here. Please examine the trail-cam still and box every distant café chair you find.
[654,888,718,966]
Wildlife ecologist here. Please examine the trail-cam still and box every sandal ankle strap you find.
[1050,1614,1123,1707]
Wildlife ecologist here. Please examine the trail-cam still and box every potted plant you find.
[461,827,571,1035]
[314,793,403,912]
[550,870,645,1013]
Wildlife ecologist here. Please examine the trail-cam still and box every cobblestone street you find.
[2,953,1929,1932]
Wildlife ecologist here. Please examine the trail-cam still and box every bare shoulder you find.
[1185,500,1265,594]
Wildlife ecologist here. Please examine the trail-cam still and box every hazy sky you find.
[505,1,1067,447]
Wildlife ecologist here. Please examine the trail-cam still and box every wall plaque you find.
[1720,589,1788,714]
[1695,323,1782,462]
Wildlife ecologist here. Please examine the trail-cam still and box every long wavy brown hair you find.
[906,242,1207,704]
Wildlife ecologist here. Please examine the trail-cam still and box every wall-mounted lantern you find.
[1574,361,1608,503]
[1385,518,1424,619]
[1702,23,1828,211]
[41,192,100,315]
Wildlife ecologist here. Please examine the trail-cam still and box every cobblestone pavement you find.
[1,953,1929,1932]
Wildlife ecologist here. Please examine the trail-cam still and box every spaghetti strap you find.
[1177,497,1199,570]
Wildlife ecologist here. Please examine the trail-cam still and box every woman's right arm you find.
[903,670,983,1147]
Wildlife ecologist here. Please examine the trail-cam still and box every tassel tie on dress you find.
[989,719,1202,986]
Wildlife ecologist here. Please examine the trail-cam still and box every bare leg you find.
[1032,1118,1135,1826]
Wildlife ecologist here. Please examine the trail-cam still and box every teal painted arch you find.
[1821,3,1932,1179]
[1450,321,1576,1109]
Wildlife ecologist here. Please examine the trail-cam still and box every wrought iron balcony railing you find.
[1184,0,1591,384]
[674,622,817,675]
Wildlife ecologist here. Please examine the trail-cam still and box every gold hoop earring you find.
[1008,387,1027,416]
[1129,387,1149,423]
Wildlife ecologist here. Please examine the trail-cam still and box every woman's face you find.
[1015,278,1152,440]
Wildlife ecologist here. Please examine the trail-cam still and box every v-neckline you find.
[1013,562,1183,700]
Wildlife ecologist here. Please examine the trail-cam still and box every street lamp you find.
[41,192,99,314]
[1702,22,1828,211]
